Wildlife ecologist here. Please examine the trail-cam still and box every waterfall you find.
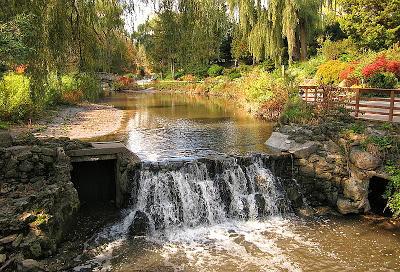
[121,155,291,235]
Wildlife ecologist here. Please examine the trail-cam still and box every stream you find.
[73,91,399,272]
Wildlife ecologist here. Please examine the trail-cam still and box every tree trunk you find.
[170,61,175,80]
[299,21,307,61]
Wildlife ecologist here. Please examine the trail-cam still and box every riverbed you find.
[51,91,400,272]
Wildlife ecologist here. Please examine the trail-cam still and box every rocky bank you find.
[0,130,138,271]
[266,120,399,215]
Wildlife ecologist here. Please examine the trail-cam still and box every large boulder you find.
[128,211,150,237]
[289,141,319,159]
[265,132,292,152]
[266,132,319,159]
[350,148,381,170]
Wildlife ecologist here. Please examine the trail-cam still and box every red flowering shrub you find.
[362,55,400,79]
[117,76,134,86]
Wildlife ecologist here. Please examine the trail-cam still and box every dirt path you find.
[33,103,124,140]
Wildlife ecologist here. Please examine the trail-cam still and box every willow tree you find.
[1,0,139,104]
[228,0,321,66]
[136,0,229,75]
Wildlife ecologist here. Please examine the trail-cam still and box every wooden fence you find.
[299,85,400,122]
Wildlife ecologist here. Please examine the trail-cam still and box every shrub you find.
[362,55,400,79]
[224,68,242,80]
[339,62,360,86]
[368,72,398,89]
[187,66,209,79]
[385,164,400,218]
[0,72,32,120]
[319,39,358,61]
[260,59,275,72]
[174,71,185,80]
[239,69,289,120]
[207,64,224,77]
[315,60,348,85]
[60,73,102,104]
[180,74,197,82]
[280,95,315,124]
[287,55,325,83]
[78,73,102,101]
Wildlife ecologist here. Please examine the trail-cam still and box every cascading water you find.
[119,155,291,236]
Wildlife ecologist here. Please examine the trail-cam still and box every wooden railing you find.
[299,85,400,122]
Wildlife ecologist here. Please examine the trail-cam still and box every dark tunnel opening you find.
[368,176,392,217]
[71,160,116,206]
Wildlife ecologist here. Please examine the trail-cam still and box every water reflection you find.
[100,92,273,161]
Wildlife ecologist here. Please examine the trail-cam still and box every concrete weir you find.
[66,142,140,207]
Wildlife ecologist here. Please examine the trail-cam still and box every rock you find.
[350,148,381,170]
[12,234,24,248]
[299,164,315,177]
[19,161,34,172]
[29,242,42,258]
[289,141,318,159]
[18,259,41,272]
[265,132,292,152]
[324,140,340,154]
[0,234,17,244]
[314,206,333,216]
[343,178,368,202]
[297,207,315,217]
[337,197,360,214]
[0,254,6,264]
[0,131,12,147]
[128,211,150,237]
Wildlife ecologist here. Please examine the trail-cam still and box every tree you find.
[339,0,400,51]
[228,0,321,66]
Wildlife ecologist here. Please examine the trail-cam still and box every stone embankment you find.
[266,123,392,215]
[0,130,138,271]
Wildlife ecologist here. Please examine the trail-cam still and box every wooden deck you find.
[299,86,400,123]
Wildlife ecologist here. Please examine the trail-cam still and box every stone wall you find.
[0,131,139,270]
[266,124,389,215]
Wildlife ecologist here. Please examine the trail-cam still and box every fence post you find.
[389,90,395,122]
[305,87,308,103]
[355,88,360,118]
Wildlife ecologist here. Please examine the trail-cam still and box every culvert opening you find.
[71,160,116,206]
[368,176,392,217]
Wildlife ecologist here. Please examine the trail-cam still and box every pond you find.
[73,91,399,272]
[95,91,273,161]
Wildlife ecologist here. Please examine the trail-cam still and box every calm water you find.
[76,91,400,272]
[96,91,272,161]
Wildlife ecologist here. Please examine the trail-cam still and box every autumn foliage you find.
[361,55,400,78]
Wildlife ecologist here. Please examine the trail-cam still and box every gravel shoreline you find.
[33,103,124,140]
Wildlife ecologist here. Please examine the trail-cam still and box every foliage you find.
[367,72,398,89]
[361,55,400,79]
[59,74,102,104]
[280,94,315,124]
[319,39,359,61]
[224,68,242,80]
[366,135,394,150]
[287,55,325,82]
[315,60,348,85]
[385,164,400,218]
[238,68,289,119]
[0,14,35,73]
[136,1,229,75]
[0,72,31,120]
[347,122,366,134]
[339,0,400,51]
[180,74,197,82]
[208,64,224,77]
[228,0,321,65]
